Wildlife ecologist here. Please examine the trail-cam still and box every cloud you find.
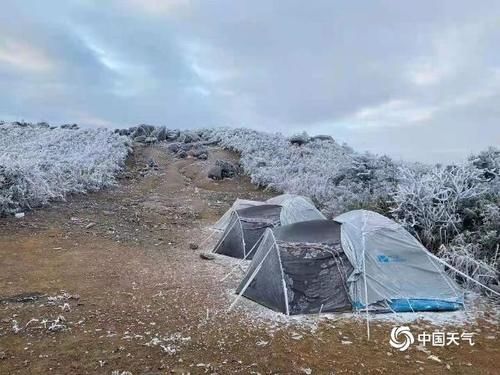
[122,0,190,17]
[0,0,499,162]
[0,36,54,73]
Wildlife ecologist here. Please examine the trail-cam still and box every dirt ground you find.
[0,144,498,375]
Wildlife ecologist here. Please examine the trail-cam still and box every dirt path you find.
[0,145,498,374]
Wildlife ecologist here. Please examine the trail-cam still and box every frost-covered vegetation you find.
[0,122,130,216]
[200,128,500,294]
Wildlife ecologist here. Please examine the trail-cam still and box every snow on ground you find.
[226,284,498,338]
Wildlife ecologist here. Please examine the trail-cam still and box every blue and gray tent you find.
[235,210,464,314]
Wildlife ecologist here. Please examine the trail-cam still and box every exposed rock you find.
[311,134,334,142]
[179,131,200,143]
[166,129,180,141]
[215,160,240,178]
[156,127,167,141]
[289,132,310,146]
[144,136,158,144]
[167,142,181,153]
[189,243,199,250]
[200,252,215,260]
[136,124,155,137]
[188,145,208,159]
[134,135,146,143]
[208,166,223,180]
[60,124,79,130]
[118,129,130,136]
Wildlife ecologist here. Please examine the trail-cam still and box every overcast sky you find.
[1,1,499,162]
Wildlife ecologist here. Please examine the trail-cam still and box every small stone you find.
[85,222,96,229]
[200,252,215,260]
[189,243,199,250]
[14,212,25,218]
[0,351,6,360]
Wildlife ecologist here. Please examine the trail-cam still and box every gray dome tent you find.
[211,199,265,232]
[235,211,463,315]
[213,204,282,259]
[236,220,354,314]
[266,194,327,225]
[213,196,326,259]
[212,194,326,233]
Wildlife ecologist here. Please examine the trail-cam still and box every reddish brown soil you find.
[0,144,498,374]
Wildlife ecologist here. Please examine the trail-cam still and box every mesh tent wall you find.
[266,194,326,225]
[213,204,282,259]
[334,210,463,312]
[211,199,265,231]
[236,220,353,314]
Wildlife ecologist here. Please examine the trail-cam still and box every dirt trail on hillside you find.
[0,145,498,374]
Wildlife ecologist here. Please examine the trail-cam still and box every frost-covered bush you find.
[391,157,499,289]
[391,164,487,247]
[0,122,130,215]
[202,127,398,215]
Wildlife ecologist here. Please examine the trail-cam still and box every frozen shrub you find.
[0,122,130,215]
[202,127,397,215]
[391,164,487,248]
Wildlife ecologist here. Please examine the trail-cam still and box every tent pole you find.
[271,230,290,316]
[234,211,246,257]
[227,243,274,312]
[361,212,370,341]
[363,260,370,340]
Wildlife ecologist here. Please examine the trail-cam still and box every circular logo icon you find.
[389,326,415,351]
